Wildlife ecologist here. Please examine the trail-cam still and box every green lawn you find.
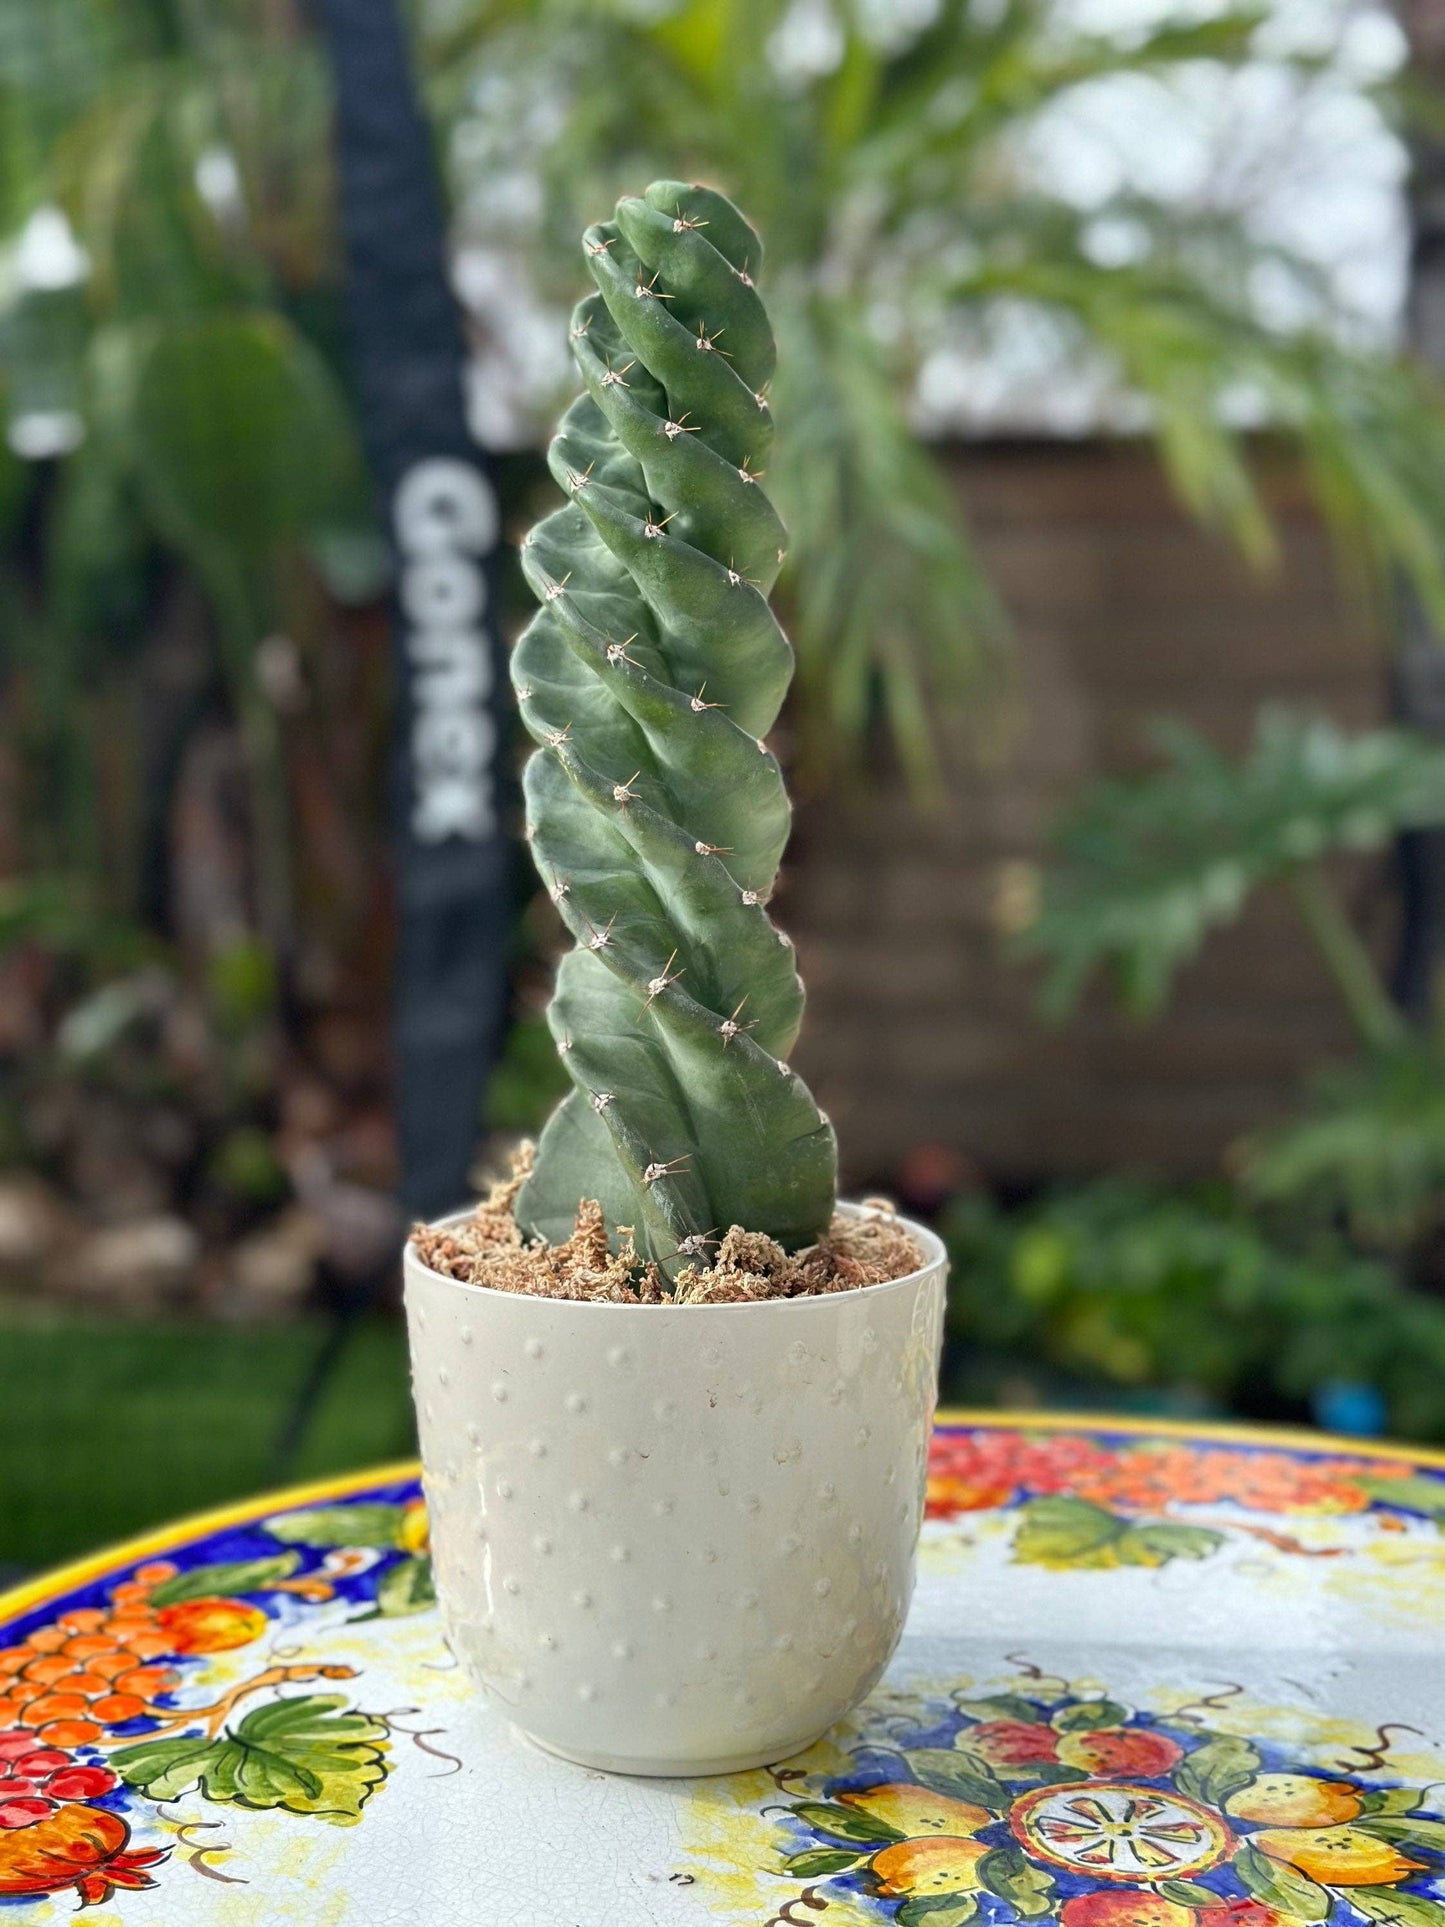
[0,1298,416,1577]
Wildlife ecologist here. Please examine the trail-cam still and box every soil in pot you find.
[410,1144,923,1304]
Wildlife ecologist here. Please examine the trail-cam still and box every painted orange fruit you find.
[1225,1775,1362,1828]
[1251,1826,1425,1887]
[1012,1782,1233,1881]
[869,1836,991,1898]
[154,1598,266,1655]
[1204,1897,1303,1927]
[1056,1729,1184,1779]
[965,1719,1061,1767]
[17,1658,74,1690]
[927,1479,1015,1514]
[89,1694,148,1726]
[17,1695,90,1730]
[35,1721,103,1749]
[0,1801,166,1905]
[1062,1890,1195,1927]
[838,1783,990,1838]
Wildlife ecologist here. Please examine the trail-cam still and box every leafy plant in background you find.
[8,1,1445,906]
[432,0,1445,785]
[1022,710,1445,1247]
[0,0,380,952]
[1242,1049,1445,1248]
[1023,711,1445,1040]
[942,1179,1445,1437]
[0,0,413,1297]
[982,709,1445,1437]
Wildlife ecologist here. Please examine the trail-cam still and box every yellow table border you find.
[3,1409,1442,1629]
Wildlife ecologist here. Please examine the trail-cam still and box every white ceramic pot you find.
[402,1204,946,1776]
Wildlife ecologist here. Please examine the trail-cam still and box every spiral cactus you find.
[511,180,838,1266]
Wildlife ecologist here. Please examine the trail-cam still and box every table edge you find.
[3,1407,1442,1628]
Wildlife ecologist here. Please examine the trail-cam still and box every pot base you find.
[516,1722,831,1779]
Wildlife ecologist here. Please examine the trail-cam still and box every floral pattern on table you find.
[925,1427,1445,1570]
[0,1418,1442,1914]
[762,1676,1445,1927]
[0,1479,429,1908]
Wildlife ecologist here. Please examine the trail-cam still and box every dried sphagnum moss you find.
[410,1143,922,1304]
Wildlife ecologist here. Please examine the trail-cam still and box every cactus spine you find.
[511,181,838,1265]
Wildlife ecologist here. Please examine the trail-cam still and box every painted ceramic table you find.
[1,1413,1443,1924]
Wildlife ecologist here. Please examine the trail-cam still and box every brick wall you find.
[782,439,1395,1190]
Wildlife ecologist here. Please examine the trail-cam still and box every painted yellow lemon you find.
[1252,1826,1425,1887]
[399,1500,429,1554]
[1225,1776,1362,1828]
[869,1836,991,1898]
[840,1784,990,1839]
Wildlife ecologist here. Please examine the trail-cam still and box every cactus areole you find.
[512,182,839,1266]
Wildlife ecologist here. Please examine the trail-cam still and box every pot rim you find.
[403,1197,946,1315]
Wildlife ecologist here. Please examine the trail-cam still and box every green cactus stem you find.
[511,180,838,1266]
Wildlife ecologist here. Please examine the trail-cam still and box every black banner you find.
[313,0,511,1221]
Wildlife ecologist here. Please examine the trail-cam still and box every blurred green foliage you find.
[3,0,1445,1463]
[4,0,1445,833]
[483,1010,572,1135]
[944,1180,1445,1437]
[990,708,1445,1440]
[0,0,377,951]
[1023,711,1445,1037]
[0,1302,413,1571]
[1240,1045,1445,1250]
[428,0,1445,784]
[1023,712,1445,1233]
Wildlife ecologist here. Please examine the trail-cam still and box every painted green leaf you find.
[781,1847,864,1877]
[1160,1881,1227,1907]
[790,1801,901,1845]
[147,1552,301,1606]
[112,1733,232,1803]
[265,1504,409,1549]
[1233,1842,1331,1921]
[898,1896,980,1927]
[1350,1889,1445,1927]
[1173,1736,1262,1807]
[905,1749,1008,1810]
[1052,1699,1128,1733]
[979,1845,1057,1915]
[1013,1497,1126,1567]
[1114,1522,1223,1566]
[115,1694,389,1825]
[956,1694,1046,1724]
[1358,1817,1445,1851]
[376,1554,436,1617]
[1012,1494,1222,1568]
[1006,1761,1090,1786]
[1360,1790,1427,1817]
[1357,1475,1445,1520]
